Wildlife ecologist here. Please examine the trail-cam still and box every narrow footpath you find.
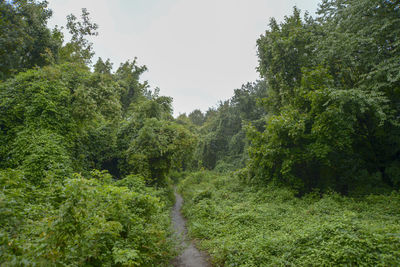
[171,189,211,267]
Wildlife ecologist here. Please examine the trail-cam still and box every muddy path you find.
[171,189,211,267]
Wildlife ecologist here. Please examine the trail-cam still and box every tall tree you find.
[188,109,205,126]
[0,0,61,80]
[257,7,315,112]
[59,8,98,66]
[247,1,400,195]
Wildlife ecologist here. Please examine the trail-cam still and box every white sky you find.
[47,0,320,116]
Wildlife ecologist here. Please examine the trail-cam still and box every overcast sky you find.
[47,0,320,116]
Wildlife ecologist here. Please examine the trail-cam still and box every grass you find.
[178,171,400,266]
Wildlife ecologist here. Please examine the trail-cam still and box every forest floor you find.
[171,188,211,267]
[178,171,400,266]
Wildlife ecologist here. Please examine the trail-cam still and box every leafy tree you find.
[0,6,183,265]
[257,7,315,112]
[0,0,61,80]
[115,59,148,114]
[248,68,392,194]
[246,1,400,194]
[188,109,205,126]
[316,0,400,93]
[0,67,75,176]
[231,80,268,122]
[94,57,113,75]
[59,8,98,65]
[125,118,196,185]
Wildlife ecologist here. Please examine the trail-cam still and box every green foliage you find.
[94,57,113,75]
[115,59,149,115]
[0,62,126,178]
[11,128,72,183]
[231,81,268,121]
[0,170,175,266]
[247,68,393,194]
[125,118,196,185]
[41,174,172,266]
[257,7,314,112]
[316,0,400,94]
[188,109,205,126]
[0,5,193,265]
[0,169,27,232]
[0,0,62,80]
[60,8,98,65]
[115,174,147,192]
[179,172,400,266]
[246,1,400,194]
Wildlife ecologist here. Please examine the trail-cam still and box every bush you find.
[179,171,400,266]
[0,171,176,266]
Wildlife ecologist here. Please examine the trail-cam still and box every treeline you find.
[183,0,400,196]
[1,0,399,264]
[177,1,400,265]
[176,80,268,171]
[1,1,195,265]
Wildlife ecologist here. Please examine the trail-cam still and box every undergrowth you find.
[179,171,400,266]
[1,170,177,266]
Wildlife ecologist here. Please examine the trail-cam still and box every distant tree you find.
[231,80,268,121]
[115,59,148,114]
[125,118,196,185]
[176,113,189,125]
[94,57,113,75]
[188,109,205,126]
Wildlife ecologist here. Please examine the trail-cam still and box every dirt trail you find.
[171,189,211,267]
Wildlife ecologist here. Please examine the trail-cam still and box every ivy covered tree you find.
[256,7,315,113]
[246,0,400,195]
[187,80,267,171]
[0,0,62,80]
[0,5,195,265]
[186,0,399,195]
[125,118,196,185]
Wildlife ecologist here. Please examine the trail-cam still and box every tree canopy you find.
[0,3,195,265]
[1,0,400,265]
[185,0,400,196]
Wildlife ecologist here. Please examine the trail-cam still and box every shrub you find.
[179,171,400,266]
[0,171,176,266]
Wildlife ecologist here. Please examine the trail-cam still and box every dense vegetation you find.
[0,0,195,265]
[1,0,400,265]
[182,0,400,196]
[176,0,400,266]
[179,172,400,266]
